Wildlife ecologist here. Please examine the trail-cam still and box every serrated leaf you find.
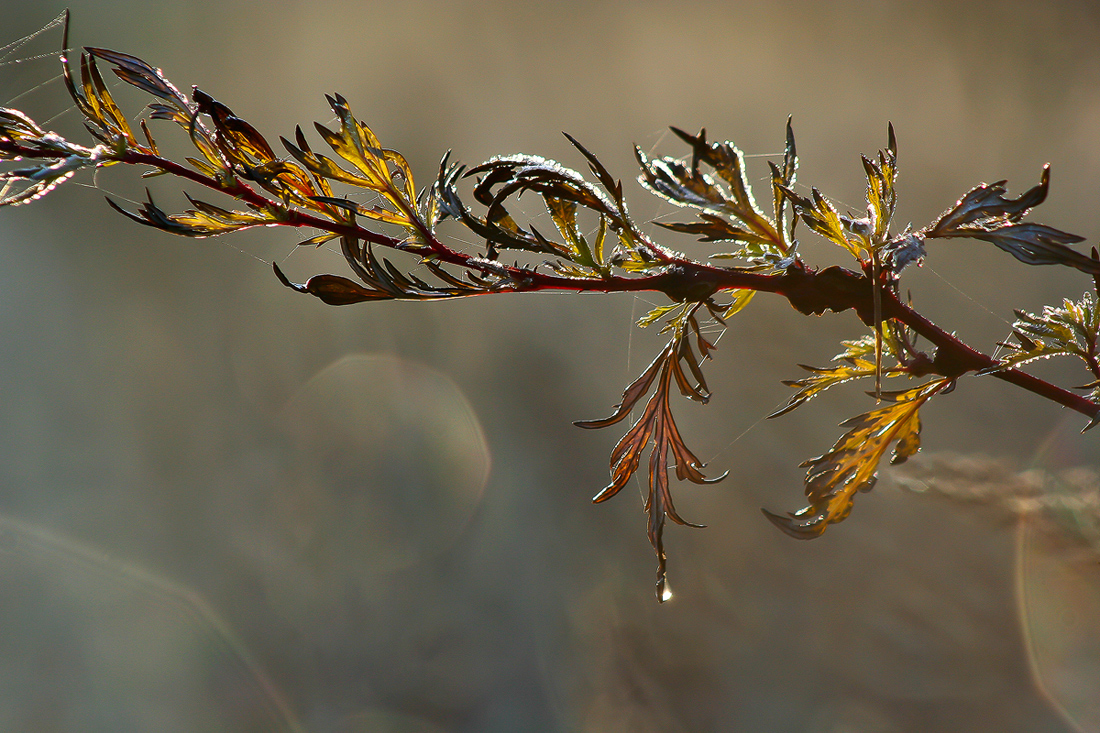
[278,95,420,230]
[636,127,787,257]
[769,334,908,418]
[764,379,951,538]
[781,185,860,258]
[985,292,1099,377]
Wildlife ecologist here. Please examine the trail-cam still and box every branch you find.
[2,32,1097,600]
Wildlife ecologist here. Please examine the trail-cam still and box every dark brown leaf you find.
[918,166,1099,273]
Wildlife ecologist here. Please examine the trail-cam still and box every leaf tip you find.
[760,507,825,539]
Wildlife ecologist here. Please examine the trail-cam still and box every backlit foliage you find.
[2,13,1098,600]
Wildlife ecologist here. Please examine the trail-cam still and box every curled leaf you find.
[276,236,494,304]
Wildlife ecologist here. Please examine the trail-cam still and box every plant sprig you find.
[2,14,1098,600]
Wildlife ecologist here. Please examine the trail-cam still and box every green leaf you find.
[545,196,600,270]
[637,302,684,328]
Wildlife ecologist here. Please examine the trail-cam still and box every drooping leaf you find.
[968,223,1095,272]
[273,266,391,305]
[764,378,952,538]
[637,302,685,328]
[717,288,755,320]
[275,236,495,305]
[104,190,276,237]
[575,306,725,601]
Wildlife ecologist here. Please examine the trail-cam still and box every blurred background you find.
[2,1,1100,730]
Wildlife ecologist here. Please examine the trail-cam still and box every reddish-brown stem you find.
[5,138,1096,423]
